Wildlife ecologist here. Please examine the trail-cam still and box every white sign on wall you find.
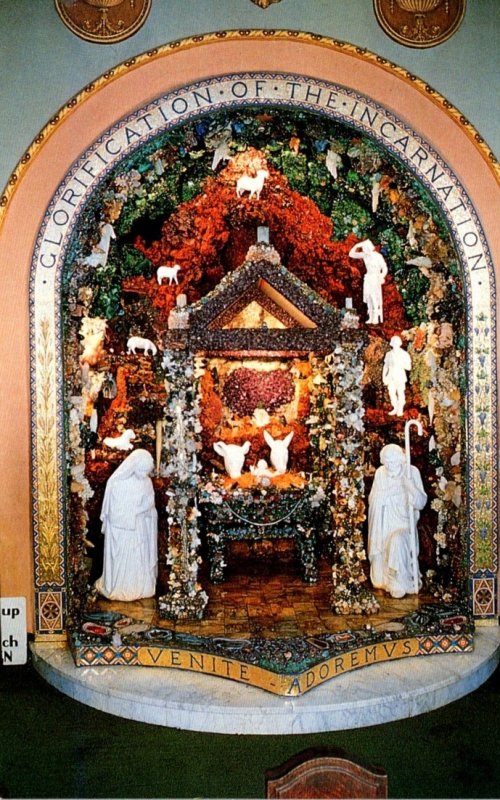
[1,597,27,665]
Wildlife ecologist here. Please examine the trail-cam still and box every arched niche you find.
[0,31,497,637]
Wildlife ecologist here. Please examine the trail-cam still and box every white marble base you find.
[31,628,500,734]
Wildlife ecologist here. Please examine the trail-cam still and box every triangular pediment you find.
[175,249,341,355]
[210,278,318,331]
[221,299,288,330]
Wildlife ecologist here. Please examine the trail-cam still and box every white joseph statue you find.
[368,443,427,599]
[382,335,412,416]
[348,239,388,325]
[95,449,158,601]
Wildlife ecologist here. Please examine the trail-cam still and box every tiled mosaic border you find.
[68,603,473,696]
[15,49,496,636]
[69,638,473,696]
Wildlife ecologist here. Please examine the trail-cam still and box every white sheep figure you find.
[127,336,158,356]
[157,264,181,285]
[82,223,116,268]
[264,430,294,475]
[236,169,269,200]
[103,429,136,451]
[213,441,251,479]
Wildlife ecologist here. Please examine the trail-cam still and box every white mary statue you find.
[368,444,427,599]
[95,449,158,601]
[348,239,388,325]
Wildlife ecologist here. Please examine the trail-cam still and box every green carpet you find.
[0,657,499,799]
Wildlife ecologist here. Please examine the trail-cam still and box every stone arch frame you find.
[0,31,496,637]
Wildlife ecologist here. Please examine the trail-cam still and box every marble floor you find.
[32,628,500,733]
[33,548,500,733]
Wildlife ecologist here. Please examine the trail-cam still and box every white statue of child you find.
[348,239,388,324]
[95,449,158,601]
[368,443,427,599]
[382,335,412,416]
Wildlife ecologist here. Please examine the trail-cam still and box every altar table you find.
[198,482,326,583]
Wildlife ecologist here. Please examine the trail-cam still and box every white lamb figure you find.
[127,336,158,356]
[213,441,251,479]
[236,169,269,200]
[157,264,181,285]
[82,223,116,268]
[264,431,294,475]
[103,429,136,451]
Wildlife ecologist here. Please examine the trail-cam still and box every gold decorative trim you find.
[0,29,497,224]
[374,0,466,49]
[54,0,152,45]
[38,591,64,633]
[473,577,496,617]
[69,636,473,695]
[36,319,63,586]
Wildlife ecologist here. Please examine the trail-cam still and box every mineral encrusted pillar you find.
[157,348,208,620]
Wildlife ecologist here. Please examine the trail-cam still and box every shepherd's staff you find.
[405,418,423,594]
[155,418,163,475]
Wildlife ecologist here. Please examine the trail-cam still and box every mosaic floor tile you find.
[94,556,443,639]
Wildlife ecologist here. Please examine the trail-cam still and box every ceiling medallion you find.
[249,0,283,8]
[373,0,466,48]
[55,0,152,45]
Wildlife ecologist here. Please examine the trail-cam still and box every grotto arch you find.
[57,98,470,629]
[0,35,496,678]
[31,73,497,643]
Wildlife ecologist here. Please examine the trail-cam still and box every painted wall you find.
[0,0,498,193]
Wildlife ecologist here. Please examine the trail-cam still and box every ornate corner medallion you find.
[374,0,466,48]
[250,0,283,6]
[54,0,152,45]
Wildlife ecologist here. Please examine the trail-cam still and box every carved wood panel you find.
[266,747,388,798]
